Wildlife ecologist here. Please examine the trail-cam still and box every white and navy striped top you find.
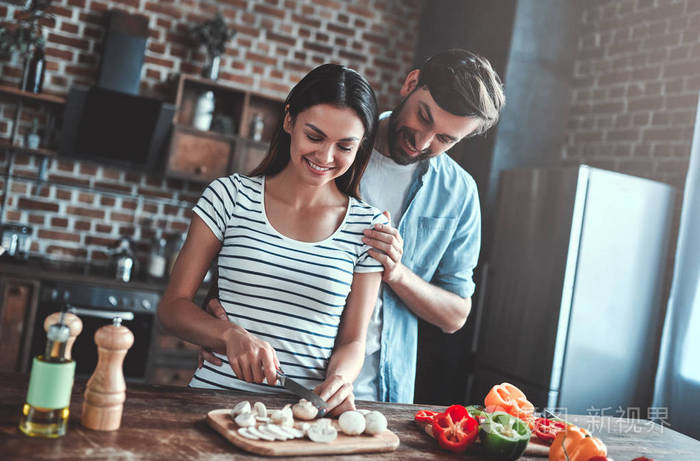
[189,174,387,393]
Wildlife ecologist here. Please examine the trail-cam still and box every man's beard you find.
[387,98,433,166]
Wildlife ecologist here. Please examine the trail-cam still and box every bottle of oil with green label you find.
[19,311,80,438]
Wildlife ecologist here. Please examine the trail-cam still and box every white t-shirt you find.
[190,174,386,393]
[354,149,422,400]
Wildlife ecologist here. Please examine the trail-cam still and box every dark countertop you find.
[0,257,171,292]
[1,372,698,460]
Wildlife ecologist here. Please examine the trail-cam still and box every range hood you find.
[58,10,174,170]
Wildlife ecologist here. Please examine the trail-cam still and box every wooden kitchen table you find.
[1,372,697,460]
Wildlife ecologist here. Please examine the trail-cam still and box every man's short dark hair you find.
[417,49,505,136]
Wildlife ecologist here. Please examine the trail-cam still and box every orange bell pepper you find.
[484,382,535,423]
[548,425,607,461]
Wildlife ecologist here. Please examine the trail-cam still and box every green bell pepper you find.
[479,411,530,460]
[466,405,488,424]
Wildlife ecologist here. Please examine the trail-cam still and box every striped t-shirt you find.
[189,174,387,393]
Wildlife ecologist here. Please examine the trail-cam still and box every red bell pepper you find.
[414,409,439,423]
[431,405,479,453]
[534,417,567,443]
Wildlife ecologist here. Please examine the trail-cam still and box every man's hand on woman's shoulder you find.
[362,211,406,284]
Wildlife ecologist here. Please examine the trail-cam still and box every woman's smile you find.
[304,157,334,174]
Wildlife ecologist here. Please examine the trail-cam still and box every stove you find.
[27,280,159,382]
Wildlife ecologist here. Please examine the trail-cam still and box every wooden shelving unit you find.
[0,84,66,155]
[166,74,284,182]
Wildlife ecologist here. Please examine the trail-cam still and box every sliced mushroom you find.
[292,398,318,420]
[338,410,366,436]
[307,419,337,443]
[234,411,256,427]
[255,416,271,422]
[270,405,294,427]
[253,401,267,418]
[278,425,304,439]
[364,410,388,435]
[264,424,292,440]
[248,425,276,441]
[295,422,311,436]
[237,427,259,440]
[257,424,284,441]
[231,400,251,417]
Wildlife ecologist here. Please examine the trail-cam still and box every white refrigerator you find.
[470,165,675,415]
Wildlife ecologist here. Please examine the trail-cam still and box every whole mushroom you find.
[364,410,388,435]
[338,410,366,436]
[292,399,318,420]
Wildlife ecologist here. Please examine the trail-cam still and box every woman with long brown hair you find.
[158,64,385,415]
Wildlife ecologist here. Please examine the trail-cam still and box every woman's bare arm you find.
[315,271,382,416]
[157,215,279,385]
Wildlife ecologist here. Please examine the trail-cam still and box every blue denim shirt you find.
[377,151,481,403]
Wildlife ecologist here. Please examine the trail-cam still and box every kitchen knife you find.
[276,369,328,418]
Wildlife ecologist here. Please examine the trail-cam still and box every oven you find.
[27,281,159,382]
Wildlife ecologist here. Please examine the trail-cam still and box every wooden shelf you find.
[0,85,66,105]
[172,123,270,149]
[0,141,57,158]
[173,123,237,142]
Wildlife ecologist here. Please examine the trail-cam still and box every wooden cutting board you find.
[207,409,400,456]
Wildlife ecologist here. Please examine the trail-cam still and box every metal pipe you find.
[0,151,16,225]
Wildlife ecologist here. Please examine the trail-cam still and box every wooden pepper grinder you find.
[43,312,82,359]
[81,317,134,431]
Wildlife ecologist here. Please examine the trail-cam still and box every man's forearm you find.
[386,265,471,334]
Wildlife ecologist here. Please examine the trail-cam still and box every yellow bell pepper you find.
[548,425,607,461]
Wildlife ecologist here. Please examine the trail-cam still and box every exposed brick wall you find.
[1,0,420,113]
[0,150,199,262]
[564,0,700,191]
[0,0,421,265]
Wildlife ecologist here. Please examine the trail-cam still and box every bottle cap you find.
[47,323,70,343]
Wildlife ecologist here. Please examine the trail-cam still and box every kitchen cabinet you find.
[166,75,283,182]
[0,276,39,373]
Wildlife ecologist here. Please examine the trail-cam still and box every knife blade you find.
[276,369,328,418]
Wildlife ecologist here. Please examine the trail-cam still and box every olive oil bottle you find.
[19,312,76,438]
